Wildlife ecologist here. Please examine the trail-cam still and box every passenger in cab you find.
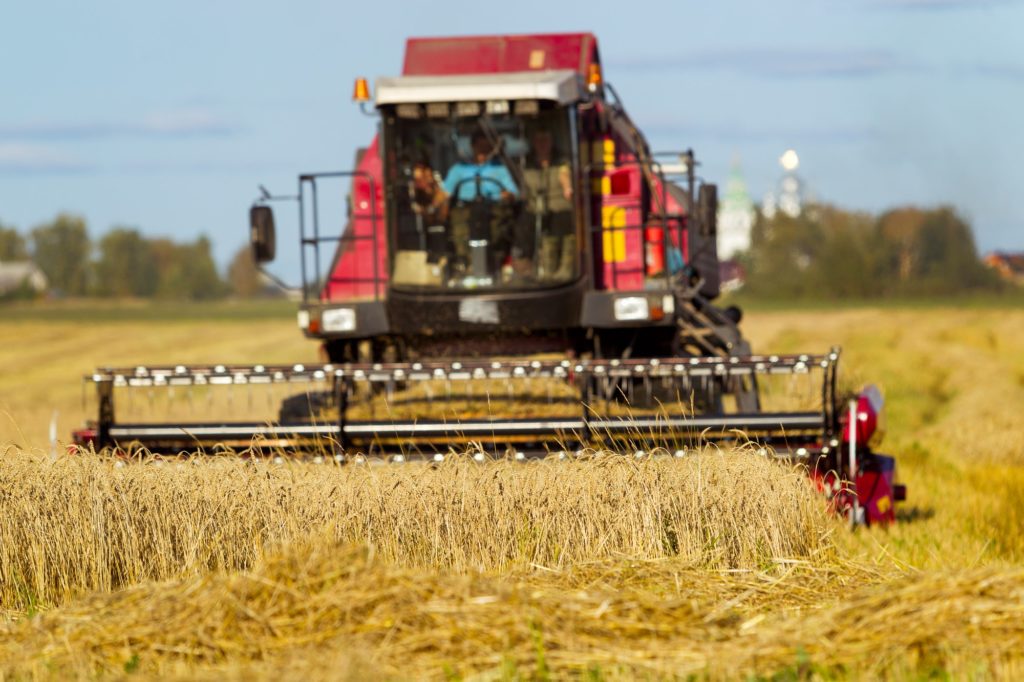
[411,159,447,220]
[409,159,450,264]
[519,128,575,281]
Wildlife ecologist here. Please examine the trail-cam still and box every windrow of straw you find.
[2,537,1022,680]
[0,448,835,611]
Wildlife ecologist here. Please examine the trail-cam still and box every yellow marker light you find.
[352,77,371,102]
[602,138,615,166]
[587,63,603,91]
[601,205,626,263]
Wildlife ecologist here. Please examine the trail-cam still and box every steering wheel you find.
[449,175,513,208]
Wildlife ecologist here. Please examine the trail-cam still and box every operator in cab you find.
[441,128,519,278]
[443,128,518,202]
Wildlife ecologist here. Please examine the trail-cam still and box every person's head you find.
[470,129,492,162]
[531,129,553,160]
[412,160,433,190]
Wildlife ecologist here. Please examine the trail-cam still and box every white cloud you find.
[0,143,87,172]
[0,108,235,141]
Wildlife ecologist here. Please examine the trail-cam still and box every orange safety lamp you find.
[352,77,371,102]
[587,63,603,91]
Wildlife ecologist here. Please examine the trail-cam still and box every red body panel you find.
[403,33,598,76]
[596,156,644,291]
[593,151,689,291]
[844,393,880,445]
[322,136,386,301]
[856,454,898,525]
[809,454,898,526]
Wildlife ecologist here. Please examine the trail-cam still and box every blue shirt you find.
[443,161,518,201]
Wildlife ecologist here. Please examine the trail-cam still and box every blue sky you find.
[1,0,1021,279]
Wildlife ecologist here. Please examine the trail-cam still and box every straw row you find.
[0,447,835,611]
[2,537,1021,680]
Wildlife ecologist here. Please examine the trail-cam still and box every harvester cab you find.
[73,33,905,526]
[250,34,736,368]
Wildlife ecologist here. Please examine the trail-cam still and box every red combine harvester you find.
[73,33,904,524]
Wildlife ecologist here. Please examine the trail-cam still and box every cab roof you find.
[375,70,581,106]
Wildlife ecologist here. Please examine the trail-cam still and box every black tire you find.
[278,391,333,423]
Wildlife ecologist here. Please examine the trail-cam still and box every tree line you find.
[0,213,266,300]
[1,204,1004,302]
[739,204,1003,299]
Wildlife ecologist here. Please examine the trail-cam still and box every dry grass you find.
[3,304,1024,679]
[2,536,1021,680]
[0,449,835,614]
[0,316,314,449]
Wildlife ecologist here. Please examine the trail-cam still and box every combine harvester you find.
[72,33,904,524]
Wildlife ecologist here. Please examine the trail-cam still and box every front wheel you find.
[278,391,333,423]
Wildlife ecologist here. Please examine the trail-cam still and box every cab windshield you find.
[384,103,577,290]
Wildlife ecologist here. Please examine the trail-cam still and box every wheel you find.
[278,391,333,423]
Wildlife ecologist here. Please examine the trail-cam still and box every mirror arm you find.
[257,265,301,296]
[253,194,299,204]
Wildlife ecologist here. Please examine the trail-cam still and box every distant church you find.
[716,159,755,260]
[761,149,808,220]
[714,150,812,292]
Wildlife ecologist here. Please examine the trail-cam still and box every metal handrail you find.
[298,170,382,303]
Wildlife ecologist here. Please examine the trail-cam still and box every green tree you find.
[877,206,1000,295]
[877,208,925,285]
[184,236,227,300]
[30,213,91,295]
[744,203,998,299]
[94,227,158,297]
[915,208,997,291]
[812,205,888,298]
[0,223,28,261]
[745,209,826,298]
[227,244,263,298]
[155,235,227,300]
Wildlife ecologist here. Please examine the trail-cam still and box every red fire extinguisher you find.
[645,224,665,277]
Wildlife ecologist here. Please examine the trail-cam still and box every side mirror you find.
[250,205,276,263]
[698,183,718,237]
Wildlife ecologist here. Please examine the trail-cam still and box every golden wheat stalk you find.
[0,448,834,612]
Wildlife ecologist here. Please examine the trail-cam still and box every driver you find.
[443,129,518,201]
[442,129,519,271]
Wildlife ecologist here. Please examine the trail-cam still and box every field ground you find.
[1,300,1023,679]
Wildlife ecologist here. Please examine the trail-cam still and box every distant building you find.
[0,261,48,297]
[717,160,755,260]
[984,251,1024,285]
[762,149,808,220]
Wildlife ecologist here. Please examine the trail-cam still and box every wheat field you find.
[1,302,1023,679]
